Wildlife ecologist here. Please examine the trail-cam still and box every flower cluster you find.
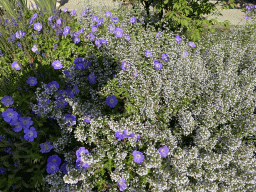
[1,0,256,191]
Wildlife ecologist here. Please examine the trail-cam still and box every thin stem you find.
[0,36,12,54]
[0,26,16,54]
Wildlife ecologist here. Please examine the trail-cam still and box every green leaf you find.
[163,0,169,5]
[180,18,189,27]
[173,3,180,10]
[125,104,139,116]
[0,176,7,189]
[115,87,126,96]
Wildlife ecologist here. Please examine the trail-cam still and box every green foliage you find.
[0,0,255,191]
[116,0,238,46]
[32,0,58,16]
[0,8,85,85]
[0,0,27,21]
[0,175,8,189]
[0,120,51,191]
[0,0,57,22]
[0,7,76,188]
[0,8,89,161]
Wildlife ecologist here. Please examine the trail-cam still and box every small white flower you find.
[27,1,256,191]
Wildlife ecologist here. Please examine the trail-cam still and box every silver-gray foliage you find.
[30,0,256,191]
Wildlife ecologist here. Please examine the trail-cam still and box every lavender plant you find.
[1,0,256,191]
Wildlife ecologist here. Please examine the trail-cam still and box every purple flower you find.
[14,160,21,167]
[60,161,69,175]
[100,39,108,45]
[115,129,134,141]
[92,15,98,22]
[63,8,68,13]
[74,57,91,69]
[97,18,104,26]
[156,31,162,39]
[0,135,6,141]
[0,167,6,175]
[158,146,169,158]
[81,9,89,17]
[88,72,97,84]
[47,155,61,167]
[132,69,138,77]
[31,13,38,20]
[75,158,90,170]
[188,42,196,48]
[83,114,92,123]
[33,22,42,31]
[145,50,152,58]
[52,60,63,69]
[23,126,37,142]
[17,42,22,50]
[154,60,163,70]
[106,95,118,108]
[130,16,136,23]
[64,114,76,126]
[112,17,119,23]
[107,24,115,33]
[15,30,26,39]
[132,150,144,164]
[19,116,33,130]
[26,77,37,86]
[105,11,112,18]
[64,70,71,77]
[55,96,68,108]
[121,61,131,71]
[2,108,18,123]
[70,9,76,16]
[63,26,70,35]
[136,134,140,142]
[95,39,102,47]
[46,162,59,174]
[181,50,189,58]
[40,141,53,153]
[162,53,170,62]
[115,131,125,141]
[56,18,62,26]
[73,85,80,94]
[113,28,123,38]
[117,178,127,191]
[46,81,60,94]
[124,34,130,41]
[11,61,21,70]
[1,95,14,106]
[71,35,80,43]
[10,119,23,133]
[76,147,89,160]
[75,63,85,70]
[175,35,181,43]
[31,43,39,53]
[91,25,98,33]
[4,147,11,154]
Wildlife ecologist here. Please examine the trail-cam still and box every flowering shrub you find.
[1,0,256,191]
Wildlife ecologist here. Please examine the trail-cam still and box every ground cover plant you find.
[0,0,256,191]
